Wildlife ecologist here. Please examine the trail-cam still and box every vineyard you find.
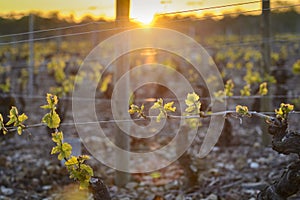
[1,3,300,200]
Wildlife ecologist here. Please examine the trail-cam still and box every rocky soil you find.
[1,115,300,200]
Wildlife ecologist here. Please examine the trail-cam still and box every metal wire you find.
[4,109,300,133]
[0,3,299,45]
[0,92,299,102]
[0,25,136,45]
[0,22,95,38]
[157,0,261,15]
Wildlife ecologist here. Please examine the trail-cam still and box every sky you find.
[0,0,298,24]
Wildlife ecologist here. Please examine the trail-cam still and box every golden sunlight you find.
[130,0,162,25]
[132,12,154,25]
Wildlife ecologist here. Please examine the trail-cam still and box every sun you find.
[130,0,162,26]
[133,14,154,26]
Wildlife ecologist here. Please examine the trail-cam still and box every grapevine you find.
[0,93,94,190]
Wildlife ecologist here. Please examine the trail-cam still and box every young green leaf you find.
[275,103,294,122]
[78,155,91,163]
[65,156,79,166]
[151,98,176,122]
[60,142,72,159]
[51,146,60,155]
[17,126,22,135]
[164,101,176,112]
[65,156,94,190]
[6,106,18,126]
[225,79,234,96]
[46,93,58,108]
[150,171,161,179]
[40,104,51,109]
[185,92,199,106]
[156,112,165,123]
[141,104,145,113]
[5,107,27,135]
[42,111,60,129]
[18,113,28,123]
[41,94,61,128]
[52,131,63,144]
[236,105,251,117]
[80,164,94,176]
[0,114,8,135]
[128,104,146,118]
[292,59,300,75]
[100,74,112,93]
[184,93,202,128]
[128,104,139,114]
[240,84,251,96]
[185,93,201,114]
[258,82,268,96]
[151,98,163,109]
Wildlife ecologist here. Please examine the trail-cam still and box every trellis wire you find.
[0,93,299,102]
[0,3,299,45]
[0,0,260,39]
[4,109,300,133]
[0,21,110,39]
[157,0,261,15]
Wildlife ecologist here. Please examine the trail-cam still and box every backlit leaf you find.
[78,155,90,162]
[185,92,199,106]
[164,101,176,112]
[52,131,63,144]
[140,104,145,112]
[51,146,60,155]
[6,106,18,126]
[156,112,165,122]
[0,114,8,135]
[240,84,251,96]
[17,126,22,135]
[225,79,234,96]
[58,152,64,161]
[185,106,195,113]
[151,98,163,109]
[100,74,112,93]
[128,104,140,114]
[258,82,268,96]
[18,113,28,123]
[40,104,51,109]
[236,105,250,117]
[61,142,72,159]
[275,103,294,121]
[81,164,94,176]
[185,93,201,115]
[42,111,60,129]
[46,93,58,107]
[65,156,78,166]
[150,171,161,179]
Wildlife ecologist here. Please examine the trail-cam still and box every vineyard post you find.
[189,25,196,39]
[92,23,98,48]
[260,0,272,145]
[28,13,34,96]
[114,0,131,187]
[56,29,62,53]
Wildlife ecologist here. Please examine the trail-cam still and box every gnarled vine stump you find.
[257,117,300,200]
[89,176,111,200]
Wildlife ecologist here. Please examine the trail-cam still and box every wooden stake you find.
[260,0,272,146]
[114,0,131,187]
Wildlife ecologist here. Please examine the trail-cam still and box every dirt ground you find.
[1,108,300,200]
